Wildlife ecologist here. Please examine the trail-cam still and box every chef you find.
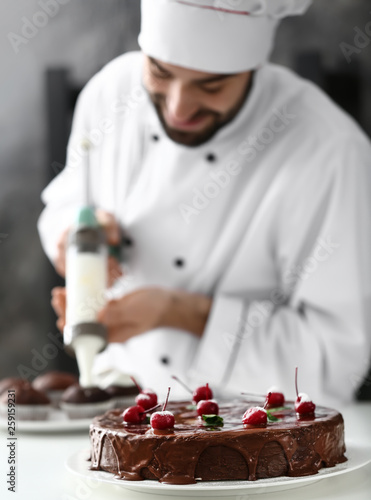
[38,0,371,405]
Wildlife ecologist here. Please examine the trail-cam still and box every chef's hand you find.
[51,287,66,332]
[97,288,212,343]
[54,209,123,286]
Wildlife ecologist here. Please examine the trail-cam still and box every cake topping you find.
[201,414,224,426]
[266,386,285,408]
[197,399,219,416]
[122,401,161,425]
[122,405,147,424]
[295,367,316,415]
[150,387,175,430]
[196,384,219,416]
[171,375,213,404]
[242,392,271,426]
[193,384,213,404]
[242,386,285,408]
[131,376,158,410]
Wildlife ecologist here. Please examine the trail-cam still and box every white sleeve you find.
[188,135,371,405]
[37,76,99,265]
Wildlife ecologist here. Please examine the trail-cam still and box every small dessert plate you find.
[0,408,93,433]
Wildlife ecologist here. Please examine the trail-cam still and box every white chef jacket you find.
[38,51,371,405]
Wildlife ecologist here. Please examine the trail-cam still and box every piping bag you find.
[63,139,111,388]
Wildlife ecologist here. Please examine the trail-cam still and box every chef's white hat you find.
[138,0,312,73]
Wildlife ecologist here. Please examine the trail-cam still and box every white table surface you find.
[1,402,371,500]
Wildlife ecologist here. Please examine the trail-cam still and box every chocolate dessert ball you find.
[105,385,139,398]
[0,385,51,420]
[60,385,113,419]
[0,385,50,406]
[61,385,110,404]
[32,371,78,392]
[105,384,139,409]
[0,377,30,396]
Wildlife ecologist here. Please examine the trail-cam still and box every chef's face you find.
[143,56,253,147]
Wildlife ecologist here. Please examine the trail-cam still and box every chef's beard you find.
[147,73,254,147]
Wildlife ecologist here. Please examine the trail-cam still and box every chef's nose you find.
[166,82,199,122]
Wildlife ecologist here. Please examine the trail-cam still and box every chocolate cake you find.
[89,400,347,484]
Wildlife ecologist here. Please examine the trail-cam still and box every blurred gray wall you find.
[0,0,370,381]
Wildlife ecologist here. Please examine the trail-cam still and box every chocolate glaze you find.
[89,401,346,485]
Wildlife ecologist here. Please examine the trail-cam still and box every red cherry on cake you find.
[150,410,175,430]
[136,392,158,410]
[193,384,213,404]
[150,387,175,430]
[295,367,316,415]
[242,407,267,425]
[196,383,219,416]
[122,405,147,424]
[266,387,285,408]
[241,387,284,408]
[295,393,316,415]
[131,376,158,410]
[242,392,271,426]
[197,399,219,416]
[142,388,158,404]
[171,375,213,404]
